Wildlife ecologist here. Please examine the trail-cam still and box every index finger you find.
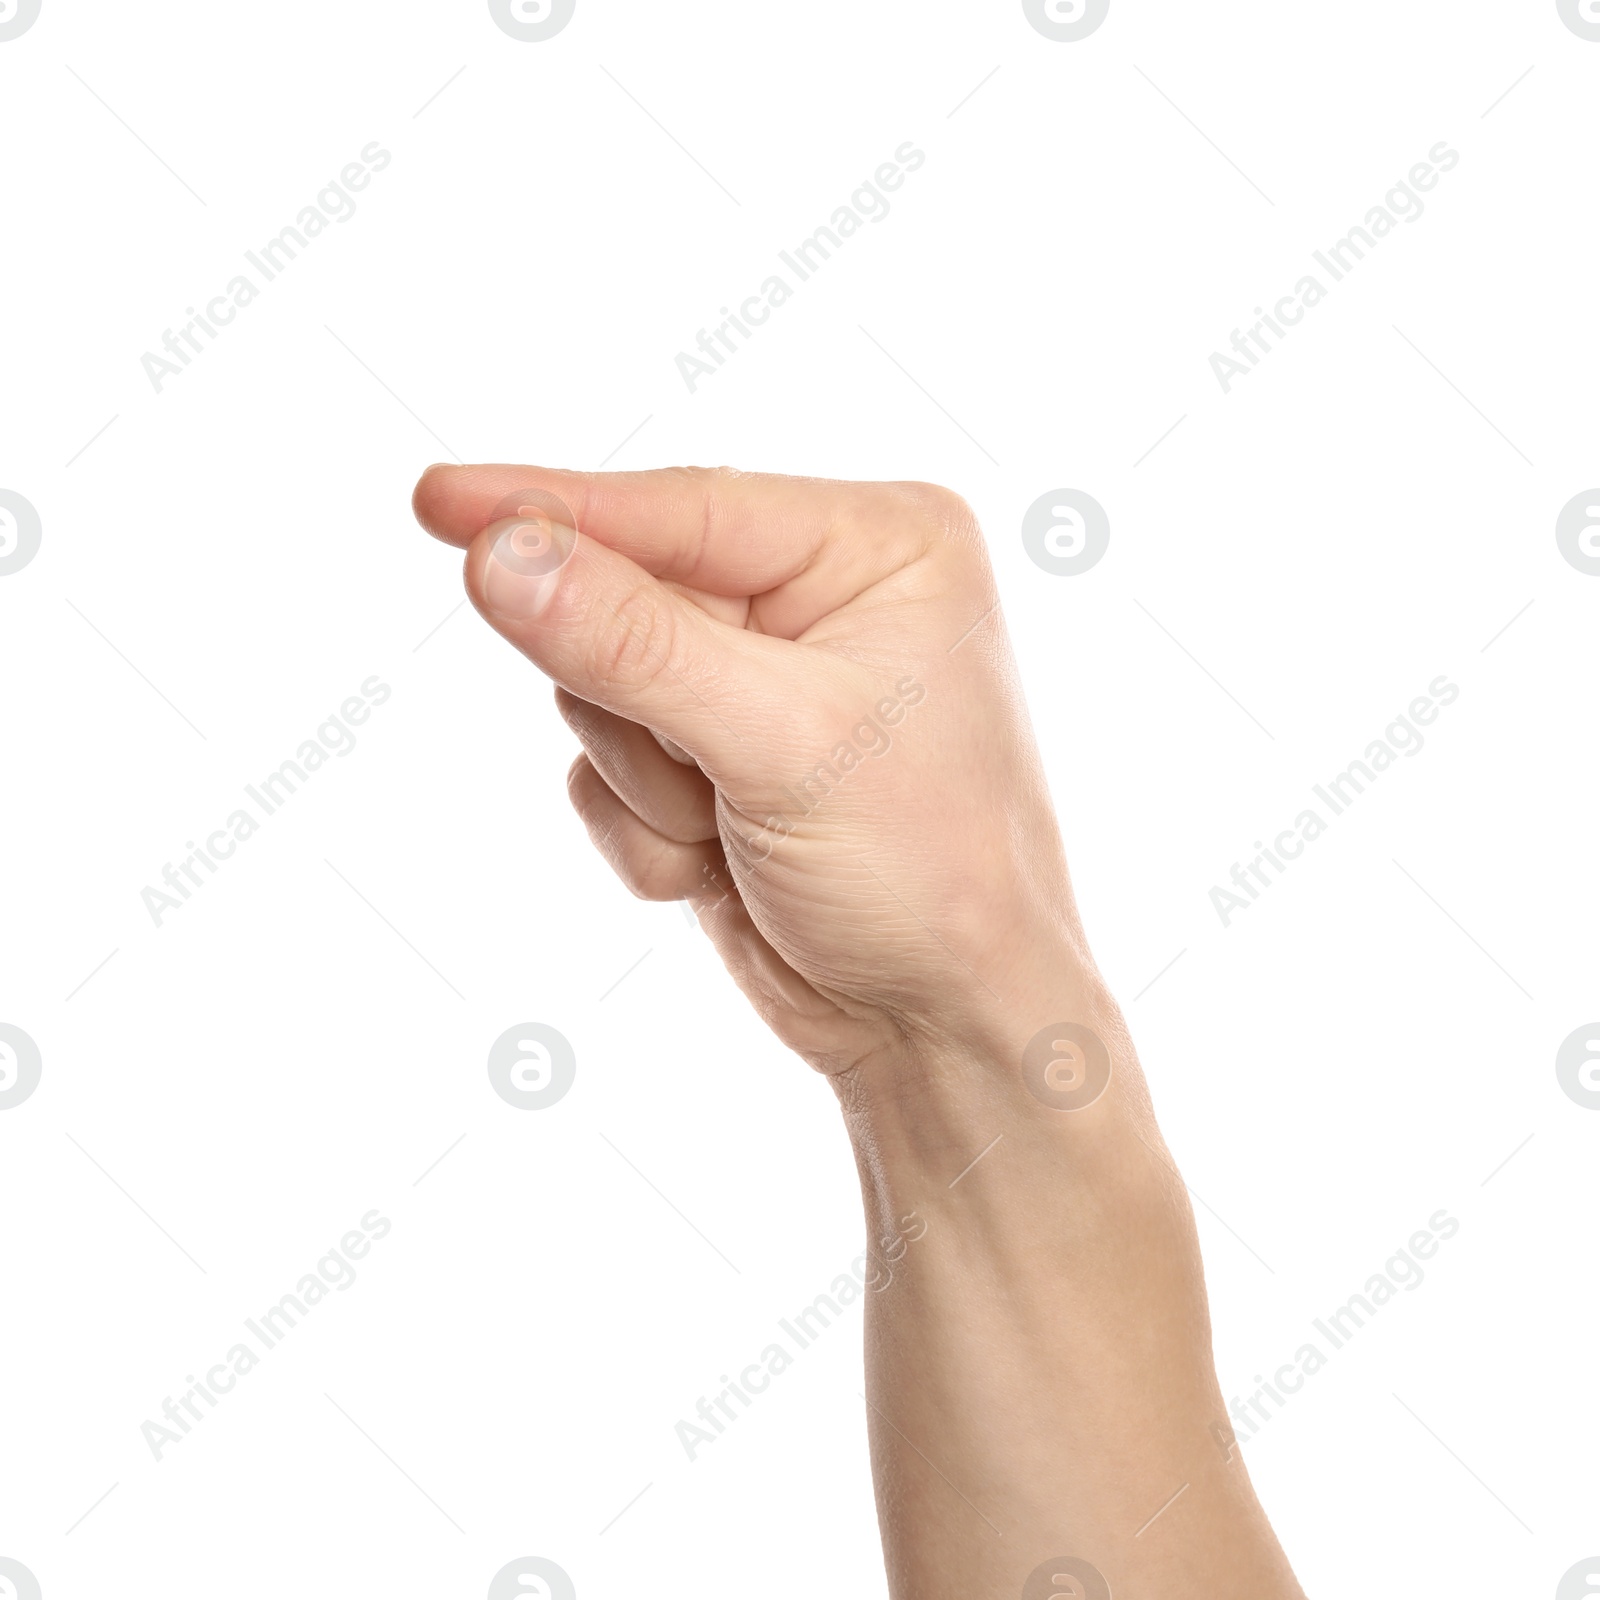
[412,462,939,618]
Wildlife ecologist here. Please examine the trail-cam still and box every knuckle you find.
[865,480,988,570]
[681,463,745,486]
[588,585,678,695]
[556,689,612,752]
[620,837,686,901]
[678,464,743,574]
[555,691,590,740]
[565,753,601,808]
[658,793,714,845]
[672,464,745,522]
[894,480,982,545]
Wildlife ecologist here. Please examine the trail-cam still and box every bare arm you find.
[412,461,1305,1598]
[845,984,1300,1596]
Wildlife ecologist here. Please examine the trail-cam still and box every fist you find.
[414,464,1094,1082]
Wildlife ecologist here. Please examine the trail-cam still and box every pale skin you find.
[413,463,1306,1600]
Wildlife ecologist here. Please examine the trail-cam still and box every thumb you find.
[462,491,795,773]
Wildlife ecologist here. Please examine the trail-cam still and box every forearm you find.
[841,961,1305,1599]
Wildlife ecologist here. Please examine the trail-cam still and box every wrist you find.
[848,927,1131,1128]
[837,949,1171,1236]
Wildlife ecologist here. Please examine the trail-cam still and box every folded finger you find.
[566,755,728,902]
[555,689,718,844]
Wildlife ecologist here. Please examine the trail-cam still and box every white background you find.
[1,2,1597,1596]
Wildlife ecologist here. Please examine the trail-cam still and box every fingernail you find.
[479,491,578,620]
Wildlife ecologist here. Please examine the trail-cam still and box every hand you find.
[412,463,1099,1084]
[413,461,1305,1600]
